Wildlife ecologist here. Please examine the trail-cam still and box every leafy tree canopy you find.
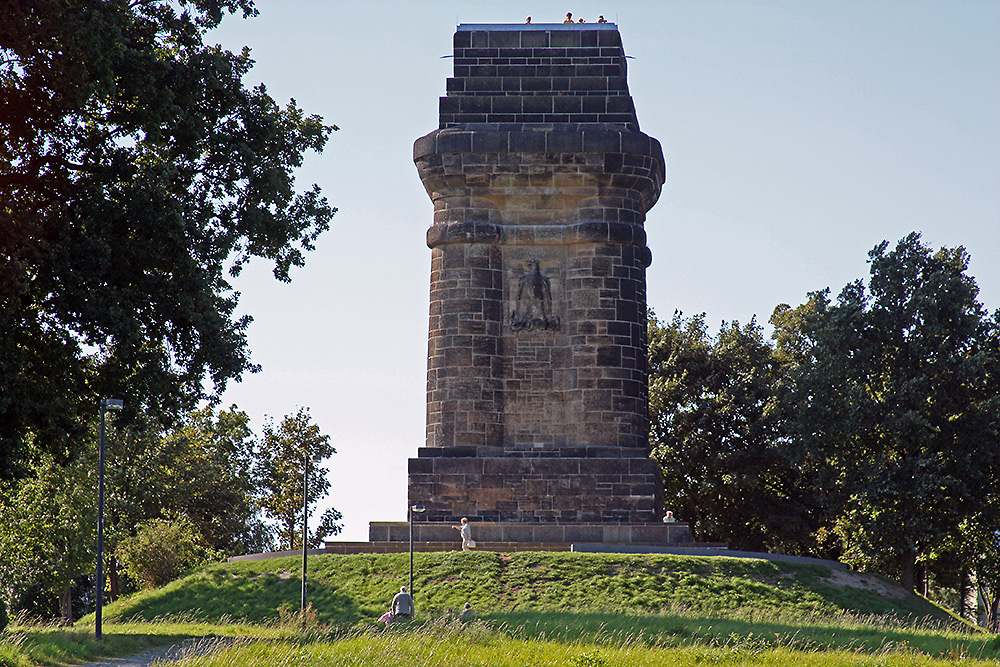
[117,516,213,589]
[648,310,819,553]
[256,407,342,551]
[105,405,269,557]
[0,404,269,620]
[773,233,999,588]
[0,0,336,476]
[0,453,96,621]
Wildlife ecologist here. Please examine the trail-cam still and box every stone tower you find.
[409,23,665,526]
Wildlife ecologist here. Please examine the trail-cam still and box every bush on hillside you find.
[0,597,7,633]
[117,517,215,588]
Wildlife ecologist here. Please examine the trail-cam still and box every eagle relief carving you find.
[510,259,561,332]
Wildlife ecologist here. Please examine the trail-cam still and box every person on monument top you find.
[597,15,608,23]
[525,16,531,24]
[452,517,475,551]
[563,12,573,23]
[391,585,415,620]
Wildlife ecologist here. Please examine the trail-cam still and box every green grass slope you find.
[101,551,953,628]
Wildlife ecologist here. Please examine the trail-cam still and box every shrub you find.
[0,598,7,633]
[116,517,212,588]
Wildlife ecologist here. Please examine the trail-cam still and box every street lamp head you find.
[101,398,124,411]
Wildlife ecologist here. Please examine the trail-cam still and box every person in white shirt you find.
[452,517,474,550]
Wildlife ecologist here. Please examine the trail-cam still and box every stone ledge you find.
[414,127,663,163]
[230,541,729,559]
[417,445,650,459]
[425,220,648,250]
[370,521,692,544]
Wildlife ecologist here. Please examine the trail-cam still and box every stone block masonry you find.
[409,23,666,526]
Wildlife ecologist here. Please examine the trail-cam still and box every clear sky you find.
[209,1,999,542]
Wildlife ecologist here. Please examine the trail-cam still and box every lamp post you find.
[95,397,123,640]
[408,504,425,596]
[301,453,322,623]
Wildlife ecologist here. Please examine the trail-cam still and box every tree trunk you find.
[991,592,999,633]
[900,548,916,591]
[109,555,119,602]
[915,563,926,595]
[957,567,969,620]
[59,581,74,624]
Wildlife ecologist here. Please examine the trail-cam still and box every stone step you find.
[370,521,693,544]
[453,63,627,79]
[417,445,651,459]
[321,541,725,555]
[441,94,636,116]
[438,93,636,127]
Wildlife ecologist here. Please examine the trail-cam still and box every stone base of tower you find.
[369,520,693,546]
[407,455,663,524]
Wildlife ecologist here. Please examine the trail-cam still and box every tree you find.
[0,455,96,622]
[0,0,336,476]
[116,517,211,589]
[149,407,269,555]
[777,234,999,589]
[648,310,819,552]
[101,406,269,599]
[0,404,274,620]
[256,408,342,550]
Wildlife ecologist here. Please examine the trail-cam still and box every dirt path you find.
[80,637,232,667]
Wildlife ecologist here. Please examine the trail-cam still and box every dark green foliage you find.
[649,233,997,611]
[647,311,819,552]
[0,0,335,475]
[105,406,269,557]
[0,454,96,622]
[774,234,1000,588]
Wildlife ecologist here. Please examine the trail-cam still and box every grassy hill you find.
[6,552,998,666]
[102,551,952,627]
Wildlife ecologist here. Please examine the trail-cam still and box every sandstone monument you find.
[368,22,691,548]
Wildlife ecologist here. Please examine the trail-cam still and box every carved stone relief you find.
[510,259,561,332]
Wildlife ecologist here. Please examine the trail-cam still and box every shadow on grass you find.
[103,570,369,626]
[486,610,1000,661]
[1,628,191,666]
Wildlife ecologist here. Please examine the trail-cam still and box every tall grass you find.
[484,609,999,658]
[0,618,288,667]
[160,619,1000,667]
[2,607,997,666]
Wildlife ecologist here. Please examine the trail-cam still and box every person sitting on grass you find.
[391,585,414,620]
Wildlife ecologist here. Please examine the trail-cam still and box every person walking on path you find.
[452,517,474,551]
[391,585,414,620]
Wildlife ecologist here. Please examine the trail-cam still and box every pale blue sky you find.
[210,1,999,542]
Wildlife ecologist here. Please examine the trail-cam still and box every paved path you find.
[80,637,232,667]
